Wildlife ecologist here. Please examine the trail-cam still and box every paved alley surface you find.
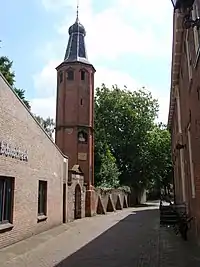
[0,203,200,267]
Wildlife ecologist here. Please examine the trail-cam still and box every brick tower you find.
[55,9,96,216]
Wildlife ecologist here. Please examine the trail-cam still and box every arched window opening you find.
[81,70,85,81]
[78,130,88,144]
[67,70,74,80]
[59,71,63,83]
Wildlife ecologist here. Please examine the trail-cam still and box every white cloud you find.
[95,67,139,89]
[31,96,56,119]
[57,0,173,61]
[33,59,59,98]
[31,0,172,123]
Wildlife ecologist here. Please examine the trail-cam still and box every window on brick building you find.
[0,177,14,224]
[185,30,193,80]
[192,3,200,55]
[38,181,47,216]
[187,124,196,198]
[67,70,74,81]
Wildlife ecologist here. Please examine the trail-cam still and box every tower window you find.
[67,70,74,80]
[80,98,83,105]
[81,71,85,81]
[78,130,88,144]
[59,72,63,83]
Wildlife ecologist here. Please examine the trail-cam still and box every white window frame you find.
[192,3,200,56]
[187,124,195,198]
[185,30,193,80]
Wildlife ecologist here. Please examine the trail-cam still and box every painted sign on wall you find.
[0,141,28,162]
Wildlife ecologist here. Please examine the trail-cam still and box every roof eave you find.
[168,11,184,130]
[56,60,96,72]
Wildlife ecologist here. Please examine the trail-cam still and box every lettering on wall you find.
[0,141,28,162]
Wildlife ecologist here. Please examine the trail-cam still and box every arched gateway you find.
[74,184,82,219]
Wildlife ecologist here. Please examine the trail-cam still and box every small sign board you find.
[78,152,87,161]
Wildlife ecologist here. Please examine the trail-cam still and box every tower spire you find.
[76,0,79,22]
[63,0,91,64]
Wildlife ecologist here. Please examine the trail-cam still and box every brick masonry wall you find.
[0,74,67,249]
[171,10,200,242]
[94,188,129,213]
[55,63,95,187]
[67,183,129,221]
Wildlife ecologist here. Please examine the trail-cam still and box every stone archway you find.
[74,184,82,219]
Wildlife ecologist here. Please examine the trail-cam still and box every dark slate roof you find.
[64,17,90,65]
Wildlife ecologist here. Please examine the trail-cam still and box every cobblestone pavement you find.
[0,203,200,267]
[159,225,200,266]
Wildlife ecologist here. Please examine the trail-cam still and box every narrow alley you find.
[0,203,200,267]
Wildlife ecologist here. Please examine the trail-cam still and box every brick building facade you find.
[0,73,68,249]
[55,12,96,217]
[168,0,200,241]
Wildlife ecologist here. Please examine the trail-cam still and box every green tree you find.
[94,134,120,188]
[34,116,55,138]
[146,123,173,196]
[94,84,159,190]
[0,56,15,86]
[14,88,31,109]
[0,56,30,109]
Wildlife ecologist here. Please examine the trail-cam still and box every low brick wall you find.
[66,166,129,221]
[94,188,129,215]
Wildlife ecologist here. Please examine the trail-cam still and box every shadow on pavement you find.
[55,208,159,267]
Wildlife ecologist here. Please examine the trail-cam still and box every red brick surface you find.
[170,3,200,241]
[0,74,67,249]
[55,62,95,188]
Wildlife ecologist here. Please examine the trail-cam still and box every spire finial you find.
[76,0,79,22]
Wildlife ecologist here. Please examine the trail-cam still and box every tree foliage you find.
[0,56,31,109]
[14,88,31,110]
[94,141,120,188]
[94,84,172,192]
[147,123,173,194]
[0,56,15,86]
[34,116,55,138]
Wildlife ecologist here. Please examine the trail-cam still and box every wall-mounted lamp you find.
[171,0,200,29]
[176,143,186,150]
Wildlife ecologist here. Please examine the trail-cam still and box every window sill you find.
[37,215,47,223]
[0,223,14,233]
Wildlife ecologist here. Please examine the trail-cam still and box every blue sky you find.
[0,0,173,122]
